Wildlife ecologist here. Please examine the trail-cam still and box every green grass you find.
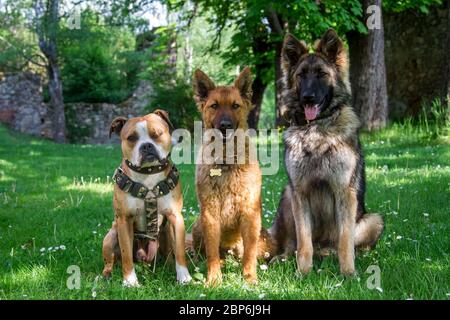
[0,123,449,300]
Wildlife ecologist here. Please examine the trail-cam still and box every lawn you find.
[0,123,449,300]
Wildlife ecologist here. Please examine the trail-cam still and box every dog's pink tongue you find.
[305,105,319,121]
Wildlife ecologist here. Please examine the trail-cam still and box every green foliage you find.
[64,105,92,144]
[58,9,142,103]
[399,98,449,142]
[176,0,367,83]
[176,16,237,84]
[383,0,443,13]
[0,1,43,72]
[260,83,275,128]
[141,26,199,130]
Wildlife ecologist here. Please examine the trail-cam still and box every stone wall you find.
[0,73,152,144]
[0,72,53,138]
[384,2,450,119]
[65,81,152,144]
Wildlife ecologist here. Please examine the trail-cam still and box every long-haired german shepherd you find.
[270,29,384,275]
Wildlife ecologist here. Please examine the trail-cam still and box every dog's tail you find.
[185,232,194,252]
[258,227,277,260]
[355,213,384,250]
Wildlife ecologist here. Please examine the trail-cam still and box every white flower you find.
[48,247,53,251]
[59,245,66,250]
[199,293,206,298]
[259,264,268,271]
[423,213,429,217]
[92,291,97,298]
[396,236,403,240]
[258,293,266,299]
[425,258,432,262]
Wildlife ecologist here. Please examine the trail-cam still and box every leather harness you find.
[112,158,179,241]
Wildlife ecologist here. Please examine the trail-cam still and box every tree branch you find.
[265,5,284,36]
[0,35,47,68]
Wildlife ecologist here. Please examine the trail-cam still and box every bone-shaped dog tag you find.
[209,168,222,177]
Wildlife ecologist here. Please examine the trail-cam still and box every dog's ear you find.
[281,33,308,73]
[234,66,253,101]
[315,29,347,70]
[154,109,174,131]
[109,116,127,138]
[193,69,215,107]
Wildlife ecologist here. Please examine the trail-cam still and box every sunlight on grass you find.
[64,182,113,195]
[0,124,449,299]
[5,265,51,286]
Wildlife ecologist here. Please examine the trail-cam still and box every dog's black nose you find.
[140,142,157,155]
[302,92,315,101]
[219,119,233,131]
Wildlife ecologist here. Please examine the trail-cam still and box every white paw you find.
[122,269,140,287]
[176,262,192,284]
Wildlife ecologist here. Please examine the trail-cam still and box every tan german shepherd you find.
[190,67,273,285]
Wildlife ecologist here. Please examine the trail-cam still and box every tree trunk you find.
[35,0,66,143]
[447,0,450,111]
[265,6,288,128]
[347,0,388,130]
[274,41,288,127]
[47,61,66,143]
[248,73,266,129]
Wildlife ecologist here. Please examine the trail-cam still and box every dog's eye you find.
[318,71,328,78]
[151,130,162,139]
[210,103,219,110]
[232,103,240,110]
[127,134,138,142]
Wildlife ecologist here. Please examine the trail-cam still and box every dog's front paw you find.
[176,263,192,284]
[122,269,140,287]
[244,273,258,285]
[297,253,313,275]
[340,264,355,276]
[205,271,222,287]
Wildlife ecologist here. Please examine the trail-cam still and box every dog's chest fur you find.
[196,161,261,228]
[284,125,356,190]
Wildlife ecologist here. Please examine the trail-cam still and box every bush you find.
[399,98,449,141]
[58,9,142,103]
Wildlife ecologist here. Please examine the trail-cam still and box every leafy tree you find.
[169,0,366,128]
[0,0,68,142]
[59,8,141,103]
[140,26,199,130]
[347,0,443,130]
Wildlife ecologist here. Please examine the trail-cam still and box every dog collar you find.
[125,154,171,174]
